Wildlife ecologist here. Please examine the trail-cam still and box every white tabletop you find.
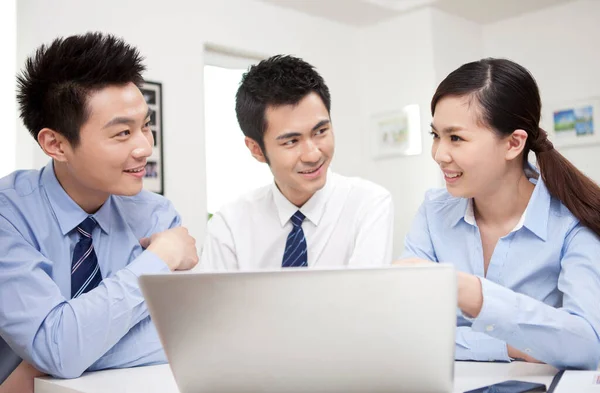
[34,361,560,393]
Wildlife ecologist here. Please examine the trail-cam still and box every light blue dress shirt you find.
[0,161,177,378]
[403,177,600,370]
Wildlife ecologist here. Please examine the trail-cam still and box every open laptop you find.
[139,265,457,393]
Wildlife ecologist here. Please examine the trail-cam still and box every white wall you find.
[357,8,488,255]
[431,8,483,84]
[1,0,16,178]
[358,8,440,256]
[483,0,600,182]
[16,0,361,244]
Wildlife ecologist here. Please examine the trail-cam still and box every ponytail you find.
[532,128,600,238]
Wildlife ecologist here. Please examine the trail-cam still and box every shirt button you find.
[525,348,532,353]
[486,325,495,332]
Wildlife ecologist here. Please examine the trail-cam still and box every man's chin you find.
[304,175,327,194]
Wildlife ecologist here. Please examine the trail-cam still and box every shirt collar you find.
[41,160,112,235]
[522,177,550,241]
[463,198,527,233]
[92,196,113,235]
[272,170,336,227]
[452,176,550,241]
[448,197,468,229]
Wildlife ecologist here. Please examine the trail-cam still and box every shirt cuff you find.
[456,334,511,362]
[126,250,170,277]
[471,278,518,338]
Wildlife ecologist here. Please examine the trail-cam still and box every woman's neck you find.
[473,170,535,228]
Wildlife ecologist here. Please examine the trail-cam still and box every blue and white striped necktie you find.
[71,216,102,298]
[282,210,308,268]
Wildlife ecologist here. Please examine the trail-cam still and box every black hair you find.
[235,55,331,153]
[17,32,146,146]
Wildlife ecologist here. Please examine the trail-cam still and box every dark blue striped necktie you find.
[282,210,308,268]
[71,216,102,298]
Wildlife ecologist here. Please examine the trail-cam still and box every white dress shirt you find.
[201,172,394,271]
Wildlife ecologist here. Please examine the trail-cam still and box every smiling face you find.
[44,82,153,211]
[430,95,512,199]
[246,92,335,207]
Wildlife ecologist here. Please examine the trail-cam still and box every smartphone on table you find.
[464,380,546,393]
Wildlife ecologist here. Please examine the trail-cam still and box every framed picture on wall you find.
[370,104,422,159]
[140,81,164,194]
[544,98,600,149]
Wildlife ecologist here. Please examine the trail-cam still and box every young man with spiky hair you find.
[0,32,198,390]
[201,55,394,271]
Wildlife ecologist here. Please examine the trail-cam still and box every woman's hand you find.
[0,361,46,393]
[394,259,543,365]
[507,345,542,363]
[393,258,484,318]
[456,271,484,318]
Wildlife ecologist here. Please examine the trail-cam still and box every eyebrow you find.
[311,119,331,131]
[430,123,464,133]
[102,108,152,129]
[275,119,331,141]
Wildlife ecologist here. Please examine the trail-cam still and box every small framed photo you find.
[140,81,164,194]
[370,104,422,159]
[545,98,600,148]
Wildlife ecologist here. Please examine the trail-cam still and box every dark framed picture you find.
[140,81,164,194]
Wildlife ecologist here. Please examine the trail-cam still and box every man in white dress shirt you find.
[201,55,393,270]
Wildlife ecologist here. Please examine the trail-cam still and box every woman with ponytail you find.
[398,58,600,370]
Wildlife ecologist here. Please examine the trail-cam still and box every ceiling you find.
[259,0,575,26]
